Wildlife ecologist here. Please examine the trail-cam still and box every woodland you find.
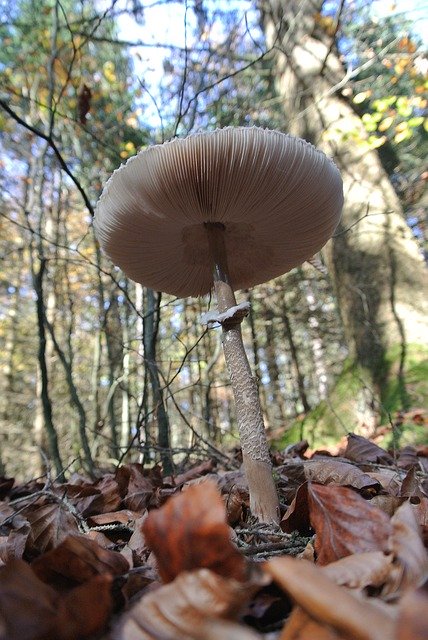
[0,0,427,638]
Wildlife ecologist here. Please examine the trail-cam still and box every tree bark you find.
[143,288,172,474]
[260,0,428,414]
[33,259,65,481]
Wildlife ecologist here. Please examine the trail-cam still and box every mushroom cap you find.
[94,127,343,297]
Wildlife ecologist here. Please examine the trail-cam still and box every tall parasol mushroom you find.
[94,127,343,524]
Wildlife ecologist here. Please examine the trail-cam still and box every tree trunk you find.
[260,0,428,420]
[264,307,286,422]
[143,288,172,474]
[281,299,311,413]
[33,259,65,481]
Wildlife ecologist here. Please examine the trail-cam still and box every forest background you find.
[0,0,427,481]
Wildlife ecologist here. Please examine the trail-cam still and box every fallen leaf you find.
[23,503,80,557]
[400,467,426,502]
[224,484,249,526]
[88,509,139,527]
[281,482,311,535]
[278,461,307,503]
[322,551,392,590]
[307,483,392,565]
[0,559,113,640]
[113,568,263,640]
[62,573,113,638]
[116,464,156,512]
[264,557,395,640]
[302,459,380,494]
[170,459,217,486]
[60,474,122,517]
[397,446,419,470]
[31,534,129,587]
[0,559,61,639]
[383,501,428,596]
[344,434,393,465]
[280,606,346,639]
[0,506,30,564]
[364,469,401,495]
[396,580,428,640]
[143,481,247,583]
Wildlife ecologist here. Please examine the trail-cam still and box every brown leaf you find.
[62,574,113,638]
[307,483,392,565]
[116,464,156,512]
[88,509,139,527]
[23,503,80,557]
[322,551,393,590]
[113,568,263,640]
[397,446,419,470]
[0,559,112,640]
[31,534,129,587]
[143,480,247,583]
[77,84,92,125]
[278,461,307,503]
[400,467,426,502]
[344,434,393,465]
[302,459,380,494]
[396,580,428,640]
[364,469,401,495]
[0,559,61,639]
[127,514,149,561]
[281,482,311,535]
[224,484,249,526]
[280,606,346,639]
[383,501,428,596]
[60,474,122,517]
[264,557,395,640]
[0,505,30,564]
[171,459,217,486]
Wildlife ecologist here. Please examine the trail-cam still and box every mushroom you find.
[94,127,343,524]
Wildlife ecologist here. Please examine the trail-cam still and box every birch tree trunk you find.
[260,0,428,424]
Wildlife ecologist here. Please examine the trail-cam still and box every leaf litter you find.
[0,432,427,639]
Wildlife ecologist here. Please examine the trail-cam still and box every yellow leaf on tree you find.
[378,116,394,132]
[353,91,372,104]
[394,129,412,143]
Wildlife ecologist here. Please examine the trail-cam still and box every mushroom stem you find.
[205,223,280,524]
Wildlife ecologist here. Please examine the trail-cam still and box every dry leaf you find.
[396,581,428,640]
[281,482,311,535]
[114,568,263,640]
[322,551,392,590]
[143,481,247,583]
[0,559,61,639]
[116,464,156,512]
[383,501,428,596]
[397,446,419,470]
[0,559,113,640]
[31,534,129,587]
[264,556,395,640]
[280,606,346,639]
[23,503,80,556]
[344,434,393,465]
[88,509,139,527]
[171,459,217,486]
[307,483,392,565]
[400,467,426,502]
[303,460,380,494]
[0,506,30,564]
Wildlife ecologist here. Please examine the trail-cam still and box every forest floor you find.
[0,418,427,640]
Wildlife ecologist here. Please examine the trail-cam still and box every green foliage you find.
[344,12,427,176]
[278,344,428,450]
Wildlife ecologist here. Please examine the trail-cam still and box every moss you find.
[275,344,428,450]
